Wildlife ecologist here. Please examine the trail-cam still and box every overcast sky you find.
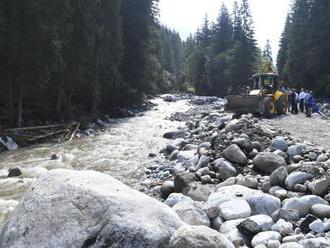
[159,0,291,60]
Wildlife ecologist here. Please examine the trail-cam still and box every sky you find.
[159,0,291,60]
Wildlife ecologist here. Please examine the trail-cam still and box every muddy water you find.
[0,98,190,222]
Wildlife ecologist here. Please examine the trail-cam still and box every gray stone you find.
[237,175,259,189]
[299,238,330,248]
[164,193,193,207]
[214,158,237,181]
[174,171,195,193]
[7,168,22,178]
[285,172,315,190]
[195,155,210,170]
[219,199,251,220]
[293,184,307,193]
[196,167,210,178]
[169,225,234,248]
[273,150,289,160]
[269,167,288,187]
[177,150,196,162]
[237,219,262,238]
[208,185,280,217]
[282,234,304,243]
[308,152,318,161]
[272,209,300,223]
[169,150,179,161]
[248,215,274,231]
[222,144,248,165]
[309,219,327,233]
[292,155,304,163]
[0,169,184,248]
[225,119,243,131]
[232,138,252,152]
[253,152,286,174]
[271,137,288,152]
[282,195,328,217]
[311,204,330,219]
[220,219,245,234]
[308,178,330,196]
[172,200,210,227]
[252,141,262,152]
[317,154,328,162]
[287,145,304,157]
[251,231,282,247]
[267,240,281,248]
[161,181,175,199]
[279,243,303,248]
[201,175,212,184]
[211,216,224,230]
[271,219,294,236]
[163,131,186,139]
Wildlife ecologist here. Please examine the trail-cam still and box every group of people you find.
[288,88,316,117]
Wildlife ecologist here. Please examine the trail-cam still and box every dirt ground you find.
[266,113,330,151]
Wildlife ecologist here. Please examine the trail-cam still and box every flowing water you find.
[0,98,190,222]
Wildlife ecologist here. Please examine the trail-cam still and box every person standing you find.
[290,89,298,114]
[305,91,314,117]
[299,89,306,113]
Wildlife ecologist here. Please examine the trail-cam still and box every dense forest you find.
[181,0,265,97]
[277,0,330,96]
[1,0,330,128]
[0,0,183,127]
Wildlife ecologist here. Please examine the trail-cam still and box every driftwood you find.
[1,122,80,146]
[65,123,80,144]
[3,122,78,133]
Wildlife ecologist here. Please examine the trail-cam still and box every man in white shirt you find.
[299,89,306,113]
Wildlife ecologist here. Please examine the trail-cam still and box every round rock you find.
[311,204,330,219]
[219,199,252,220]
[169,225,234,248]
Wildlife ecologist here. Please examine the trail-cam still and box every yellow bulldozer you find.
[226,73,287,118]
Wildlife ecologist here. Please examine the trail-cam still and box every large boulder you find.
[0,169,184,248]
[253,152,286,174]
[222,144,248,165]
[169,225,234,248]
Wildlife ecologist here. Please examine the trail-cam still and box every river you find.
[0,98,191,222]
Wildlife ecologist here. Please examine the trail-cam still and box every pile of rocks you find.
[143,103,330,247]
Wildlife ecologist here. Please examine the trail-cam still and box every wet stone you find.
[7,168,22,178]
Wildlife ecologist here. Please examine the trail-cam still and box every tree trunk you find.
[8,72,14,127]
[56,76,63,120]
[91,83,99,113]
[16,79,23,128]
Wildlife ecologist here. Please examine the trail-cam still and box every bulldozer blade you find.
[226,95,263,114]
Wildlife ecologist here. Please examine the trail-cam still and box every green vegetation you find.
[0,0,183,127]
[181,1,260,96]
[277,0,330,96]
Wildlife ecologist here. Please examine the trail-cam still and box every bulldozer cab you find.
[250,73,279,96]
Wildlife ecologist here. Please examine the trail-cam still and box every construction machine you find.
[226,73,287,118]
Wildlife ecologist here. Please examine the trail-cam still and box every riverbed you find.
[0,98,191,222]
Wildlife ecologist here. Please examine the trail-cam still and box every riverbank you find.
[139,100,330,247]
[0,99,156,153]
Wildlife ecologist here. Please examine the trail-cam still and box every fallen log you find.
[65,123,80,144]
